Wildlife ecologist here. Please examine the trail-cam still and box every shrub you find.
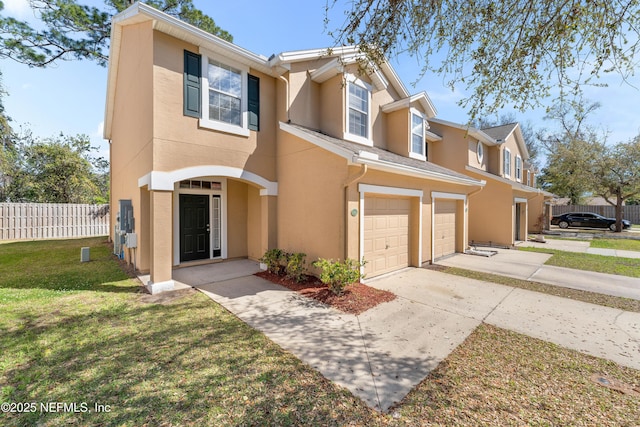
[285,252,307,283]
[312,258,366,295]
[259,248,287,275]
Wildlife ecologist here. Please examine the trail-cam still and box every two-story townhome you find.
[104,2,486,293]
[427,119,554,247]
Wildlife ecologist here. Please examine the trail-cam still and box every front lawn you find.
[1,238,638,426]
[591,238,640,251]
[519,246,640,277]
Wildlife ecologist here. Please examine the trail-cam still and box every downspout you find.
[343,164,368,259]
[277,75,290,123]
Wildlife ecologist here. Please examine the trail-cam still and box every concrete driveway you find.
[170,260,640,412]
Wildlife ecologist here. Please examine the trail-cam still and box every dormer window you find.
[410,111,426,160]
[345,76,372,145]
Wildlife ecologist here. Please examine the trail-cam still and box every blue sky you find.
[2,0,639,162]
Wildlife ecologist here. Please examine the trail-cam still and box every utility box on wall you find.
[119,199,134,233]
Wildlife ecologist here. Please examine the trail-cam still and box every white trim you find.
[381,92,437,118]
[199,50,251,137]
[503,148,512,178]
[138,166,277,195]
[145,279,175,294]
[409,152,427,161]
[359,183,423,198]
[410,108,427,158]
[359,191,365,276]
[514,197,528,204]
[430,192,467,261]
[428,117,497,145]
[515,155,522,182]
[279,121,355,160]
[345,76,373,146]
[358,184,424,275]
[173,179,228,265]
[431,191,466,201]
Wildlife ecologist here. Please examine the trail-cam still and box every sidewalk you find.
[520,238,640,259]
[437,248,640,300]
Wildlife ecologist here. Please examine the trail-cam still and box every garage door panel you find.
[364,196,410,277]
[434,200,457,259]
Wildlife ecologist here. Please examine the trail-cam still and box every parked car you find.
[551,212,632,231]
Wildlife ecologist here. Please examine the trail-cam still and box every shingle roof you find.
[481,123,518,142]
[283,123,482,185]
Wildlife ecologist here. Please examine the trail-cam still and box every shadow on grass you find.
[0,291,392,426]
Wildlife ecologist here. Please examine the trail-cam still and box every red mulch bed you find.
[255,271,396,315]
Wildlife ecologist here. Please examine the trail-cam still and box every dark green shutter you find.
[183,50,201,118]
[248,74,260,131]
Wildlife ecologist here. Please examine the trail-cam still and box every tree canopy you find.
[327,0,640,119]
[0,0,232,67]
[2,132,108,203]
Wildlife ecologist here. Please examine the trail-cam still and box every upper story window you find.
[477,141,484,163]
[183,49,259,137]
[207,60,242,126]
[527,170,531,186]
[345,76,372,146]
[503,148,511,178]
[410,111,426,159]
[515,156,522,182]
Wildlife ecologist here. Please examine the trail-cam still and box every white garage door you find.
[434,200,457,259]
[364,196,410,277]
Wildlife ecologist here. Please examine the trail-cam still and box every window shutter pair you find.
[183,50,260,131]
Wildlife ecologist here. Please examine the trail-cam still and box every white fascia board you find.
[426,130,442,142]
[279,122,355,162]
[356,157,484,187]
[381,92,437,118]
[428,118,497,145]
[513,125,530,160]
[309,58,343,83]
[359,183,423,198]
[270,46,361,66]
[465,165,543,193]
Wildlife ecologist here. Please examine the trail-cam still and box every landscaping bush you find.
[312,258,366,295]
[285,252,307,283]
[259,248,288,275]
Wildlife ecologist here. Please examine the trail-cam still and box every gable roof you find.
[481,123,530,160]
[281,122,484,187]
[270,47,438,118]
[427,118,497,145]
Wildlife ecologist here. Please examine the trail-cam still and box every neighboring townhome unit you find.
[427,119,554,248]
[104,3,485,293]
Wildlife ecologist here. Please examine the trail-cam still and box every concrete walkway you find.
[520,238,640,259]
[168,260,640,412]
[438,247,640,300]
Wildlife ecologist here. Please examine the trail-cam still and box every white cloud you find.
[3,0,31,19]
[94,121,104,138]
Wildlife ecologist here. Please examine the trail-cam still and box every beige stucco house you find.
[427,119,554,247]
[104,3,487,293]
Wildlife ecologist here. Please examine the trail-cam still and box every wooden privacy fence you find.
[0,203,110,240]
[552,205,640,225]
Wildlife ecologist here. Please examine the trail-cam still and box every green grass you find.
[2,238,639,426]
[590,238,640,251]
[519,246,640,277]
